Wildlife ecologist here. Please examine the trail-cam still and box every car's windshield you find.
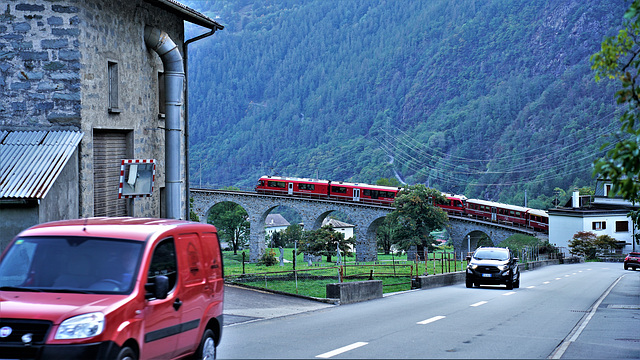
[0,236,143,294]
[474,249,509,261]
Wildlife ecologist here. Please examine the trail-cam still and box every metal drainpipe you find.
[144,26,183,219]
[184,28,218,220]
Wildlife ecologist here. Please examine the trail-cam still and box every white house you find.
[322,218,355,241]
[265,214,290,238]
[548,180,638,255]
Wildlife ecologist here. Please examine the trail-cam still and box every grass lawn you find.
[223,248,468,298]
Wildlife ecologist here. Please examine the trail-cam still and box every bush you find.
[258,248,278,266]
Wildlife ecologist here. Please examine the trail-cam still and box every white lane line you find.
[543,281,550,284]
[503,291,516,296]
[555,277,562,280]
[526,286,536,289]
[470,301,488,307]
[417,315,446,325]
[564,274,571,277]
[316,342,368,358]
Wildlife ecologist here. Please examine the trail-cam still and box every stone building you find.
[0,0,222,250]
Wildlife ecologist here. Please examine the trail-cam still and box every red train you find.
[255,176,549,232]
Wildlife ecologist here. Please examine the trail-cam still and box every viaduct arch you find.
[190,189,547,262]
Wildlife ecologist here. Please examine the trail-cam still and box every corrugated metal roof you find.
[0,130,83,200]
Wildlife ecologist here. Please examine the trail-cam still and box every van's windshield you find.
[0,236,143,294]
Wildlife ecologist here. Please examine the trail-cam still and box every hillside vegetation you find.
[185,0,626,208]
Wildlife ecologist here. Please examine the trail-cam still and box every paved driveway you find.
[223,284,335,326]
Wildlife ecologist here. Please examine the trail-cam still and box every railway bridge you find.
[190,189,547,262]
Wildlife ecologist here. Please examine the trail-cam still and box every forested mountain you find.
[184,0,626,209]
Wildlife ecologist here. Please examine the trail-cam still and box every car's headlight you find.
[468,264,478,270]
[498,265,508,271]
[55,312,105,339]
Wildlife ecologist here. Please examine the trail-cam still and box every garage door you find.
[93,131,128,216]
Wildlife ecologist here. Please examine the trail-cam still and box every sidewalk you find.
[551,270,640,359]
[223,284,334,326]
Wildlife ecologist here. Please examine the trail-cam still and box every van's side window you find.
[148,239,177,292]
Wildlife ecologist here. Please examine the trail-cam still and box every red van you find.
[0,217,224,360]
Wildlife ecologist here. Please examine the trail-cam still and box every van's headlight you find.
[498,265,508,271]
[55,312,105,339]
[468,264,478,270]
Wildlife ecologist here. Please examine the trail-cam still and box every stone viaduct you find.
[190,189,547,262]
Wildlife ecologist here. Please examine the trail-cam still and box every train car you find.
[466,199,529,227]
[527,208,549,232]
[466,198,549,232]
[438,193,468,215]
[329,181,401,205]
[255,176,330,198]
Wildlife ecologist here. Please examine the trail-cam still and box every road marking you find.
[548,275,625,359]
[564,274,571,277]
[503,291,516,296]
[316,342,368,358]
[470,301,488,307]
[526,286,535,289]
[543,281,550,284]
[417,316,445,325]
[555,277,562,280]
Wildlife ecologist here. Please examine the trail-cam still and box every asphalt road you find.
[219,263,639,359]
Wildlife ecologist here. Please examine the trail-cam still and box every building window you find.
[592,221,607,230]
[604,183,612,197]
[615,221,629,232]
[158,71,165,118]
[108,61,120,113]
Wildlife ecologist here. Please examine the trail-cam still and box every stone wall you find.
[0,0,187,219]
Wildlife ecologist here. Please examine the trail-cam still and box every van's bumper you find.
[0,341,120,360]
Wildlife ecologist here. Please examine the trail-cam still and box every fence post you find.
[242,252,246,275]
[424,248,429,275]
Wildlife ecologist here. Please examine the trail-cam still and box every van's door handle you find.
[173,298,182,311]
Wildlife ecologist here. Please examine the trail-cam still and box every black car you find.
[466,247,520,289]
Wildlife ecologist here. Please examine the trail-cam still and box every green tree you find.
[208,202,249,255]
[386,184,449,254]
[568,232,621,260]
[376,177,402,187]
[189,197,200,222]
[301,225,355,263]
[281,223,304,247]
[591,0,640,247]
[568,231,598,259]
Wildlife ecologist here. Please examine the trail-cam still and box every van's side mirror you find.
[513,257,519,263]
[145,275,169,300]
[466,256,471,261]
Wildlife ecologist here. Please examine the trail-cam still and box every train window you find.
[509,210,515,216]
[515,211,521,217]
[363,190,370,196]
[332,186,347,194]
[258,180,265,186]
[268,181,286,188]
[299,183,315,191]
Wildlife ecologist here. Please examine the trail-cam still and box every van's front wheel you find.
[116,346,137,360]
[194,329,216,360]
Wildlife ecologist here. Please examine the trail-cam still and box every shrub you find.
[258,248,278,266]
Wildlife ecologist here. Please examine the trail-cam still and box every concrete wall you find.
[0,204,38,251]
[326,280,383,304]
